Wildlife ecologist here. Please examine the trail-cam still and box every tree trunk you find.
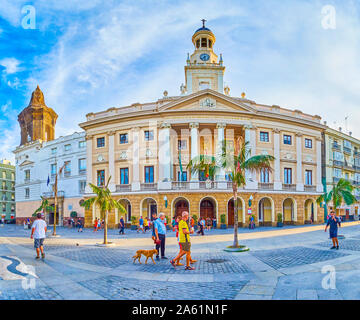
[104,210,108,244]
[233,184,239,248]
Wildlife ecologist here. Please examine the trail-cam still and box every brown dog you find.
[132,249,158,264]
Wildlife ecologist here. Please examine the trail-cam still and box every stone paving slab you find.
[78,275,247,300]
[315,239,360,252]
[251,246,349,270]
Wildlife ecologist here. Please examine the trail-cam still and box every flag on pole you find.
[178,148,183,181]
[47,174,50,186]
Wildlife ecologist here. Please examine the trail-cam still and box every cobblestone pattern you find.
[79,275,247,300]
[52,248,134,268]
[0,286,62,300]
[315,239,360,252]
[251,246,349,269]
[134,252,251,274]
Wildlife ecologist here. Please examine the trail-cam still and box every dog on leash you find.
[132,249,158,264]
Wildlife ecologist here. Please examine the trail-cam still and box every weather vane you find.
[201,19,206,28]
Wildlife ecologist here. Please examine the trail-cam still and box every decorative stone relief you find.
[146,149,153,157]
[97,154,104,162]
[200,97,216,108]
[119,151,127,160]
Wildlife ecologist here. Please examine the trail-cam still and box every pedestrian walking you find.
[93,218,98,232]
[325,210,341,250]
[170,211,196,270]
[144,217,149,233]
[30,212,47,260]
[154,212,167,260]
[197,218,205,235]
[76,219,83,232]
[212,217,217,229]
[119,216,125,234]
[137,216,144,233]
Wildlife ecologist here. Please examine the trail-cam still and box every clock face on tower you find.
[200,53,210,61]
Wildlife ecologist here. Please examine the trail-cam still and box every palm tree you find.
[81,177,126,244]
[317,178,357,218]
[33,196,53,218]
[187,137,275,248]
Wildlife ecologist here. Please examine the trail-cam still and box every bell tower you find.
[184,20,225,94]
[18,85,58,146]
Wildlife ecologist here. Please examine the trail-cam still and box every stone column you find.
[190,122,199,189]
[108,131,116,192]
[85,134,93,194]
[273,129,282,190]
[216,123,227,189]
[132,127,141,191]
[316,137,323,192]
[245,125,258,190]
[158,122,171,190]
[296,133,304,191]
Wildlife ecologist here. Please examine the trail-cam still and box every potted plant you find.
[192,214,198,230]
[277,213,283,227]
[131,216,138,230]
[220,214,227,229]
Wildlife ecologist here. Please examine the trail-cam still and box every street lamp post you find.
[52,162,65,236]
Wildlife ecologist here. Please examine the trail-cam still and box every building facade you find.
[14,86,87,225]
[80,23,326,228]
[0,160,15,222]
[323,127,360,220]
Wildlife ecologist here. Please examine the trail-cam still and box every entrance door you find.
[200,200,215,220]
[150,204,157,217]
[228,200,234,226]
[175,200,189,218]
[49,211,59,225]
[258,200,264,223]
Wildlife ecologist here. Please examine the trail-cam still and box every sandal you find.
[185,266,195,271]
[170,259,176,267]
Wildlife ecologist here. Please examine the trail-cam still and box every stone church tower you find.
[18,85,58,146]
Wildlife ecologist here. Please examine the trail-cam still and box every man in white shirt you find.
[30,213,47,260]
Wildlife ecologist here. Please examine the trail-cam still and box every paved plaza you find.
[1,222,360,300]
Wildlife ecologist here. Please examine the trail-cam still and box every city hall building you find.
[80,23,326,228]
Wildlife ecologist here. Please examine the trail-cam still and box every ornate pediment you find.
[19,160,35,167]
[158,89,256,114]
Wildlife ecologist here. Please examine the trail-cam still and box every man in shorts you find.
[170,211,195,270]
[325,210,341,249]
[30,212,47,260]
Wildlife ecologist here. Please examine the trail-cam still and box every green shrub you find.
[220,214,226,224]
[131,216,137,225]
[70,211,77,218]
[277,213,283,223]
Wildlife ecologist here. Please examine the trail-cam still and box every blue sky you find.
[1,0,360,162]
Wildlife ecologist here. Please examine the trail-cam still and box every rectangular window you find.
[305,138,312,149]
[177,171,187,182]
[79,181,86,193]
[25,170,30,181]
[120,133,128,144]
[78,159,86,173]
[97,170,105,187]
[79,141,86,148]
[144,131,154,141]
[97,137,105,148]
[11,205,15,212]
[2,203,5,212]
[284,168,292,184]
[11,172,14,180]
[305,170,312,185]
[25,188,30,198]
[260,132,269,142]
[51,164,56,175]
[144,166,154,183]
[51,148,57,154]
[344,140,352,149]
[64,161,71,176]
[260,168,269,183]
[64,144,71,151]
[120,168,129,184]
[199,170,206,181]
[2,181,5,190]
[333,168,342,178]
[178,140,187,150]
[333,151,344,161]
[283,135,292,145]
[2,171,6,179]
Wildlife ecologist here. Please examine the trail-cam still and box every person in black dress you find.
[325,210,341,249]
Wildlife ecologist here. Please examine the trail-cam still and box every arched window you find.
[208,40,212,48]
[196,39,200,48]
[201,38,207,47]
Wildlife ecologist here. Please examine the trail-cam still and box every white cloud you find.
[0,58,21,74]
